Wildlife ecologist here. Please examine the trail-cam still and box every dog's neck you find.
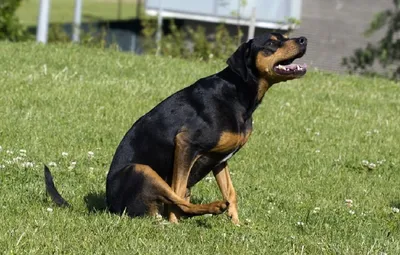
[217,67,270,119]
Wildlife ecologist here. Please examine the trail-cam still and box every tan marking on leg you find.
[169,130,200,223]
[133,164,228,218]
[213,163,240,225]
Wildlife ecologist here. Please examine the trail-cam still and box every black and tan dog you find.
[45,33,307,224]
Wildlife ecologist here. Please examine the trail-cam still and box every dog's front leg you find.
[168,130,199,223]
[213,162,239,225]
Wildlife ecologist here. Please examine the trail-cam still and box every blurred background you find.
[2,0,398,79]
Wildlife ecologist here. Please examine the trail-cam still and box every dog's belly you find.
[187,151,235,188]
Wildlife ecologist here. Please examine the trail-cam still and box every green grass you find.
[17,0,138,26]
[1,42,400,254]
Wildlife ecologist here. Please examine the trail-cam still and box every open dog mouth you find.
[273,55,307,76]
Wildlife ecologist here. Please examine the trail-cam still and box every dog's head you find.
[227,33,307,85]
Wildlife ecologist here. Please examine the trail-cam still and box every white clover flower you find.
[68,161,77,170]
[345,199,353,208]
[296,221,304,226]
[6,150,13,155]
[315,149,320,153]
[22,162,34,168]
[48,162,57,167]
[392,207,400,213]
[204,176,213,183]
[47,207,53,212]
[377,159,386,165]
[89,167,94,171]
[0,165,5,169]
[373,129,379,134]
[368,163,376,170]
[349,210,355,215]
[19,149,26,154]
[312,207,320,214]
[88,151,94,158]
[314,131,320,136]
[362,160,369,166]
[61,152,69,157]
[13,157,23,162]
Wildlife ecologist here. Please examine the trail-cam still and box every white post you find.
[72,0,83,42]
[247,7,256,41]
[155,0,163,56]
[36,0,51,43]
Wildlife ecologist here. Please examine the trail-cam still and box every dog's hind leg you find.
[112,164,229,218]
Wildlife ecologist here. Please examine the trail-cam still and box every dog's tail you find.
[44,165,70,207]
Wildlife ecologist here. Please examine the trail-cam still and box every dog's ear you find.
[226,40,254,83]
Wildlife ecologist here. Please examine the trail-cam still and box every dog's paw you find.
[227,206,240,226]
[209,200,229,214]
[230,215,240,226]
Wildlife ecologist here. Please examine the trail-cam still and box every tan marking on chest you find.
[211,131,252,153]
[257,78,269,101]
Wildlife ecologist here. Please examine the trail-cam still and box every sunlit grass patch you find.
[0,42,400,254]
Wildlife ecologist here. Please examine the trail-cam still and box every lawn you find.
[17,0,139,26]
[0,42,399,254]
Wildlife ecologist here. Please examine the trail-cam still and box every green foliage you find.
[141,17,157,54]
[161,21,190,58]
[1,42,400,254]
[187,26,210,60]
[213,23,241,59]
[47,23,119,50]
[48,24,70,43]
[80,25,109,49]
[0,0,31,41]
[141,19,242,61]
[342,0,400,80]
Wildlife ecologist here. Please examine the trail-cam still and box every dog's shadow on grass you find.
[84,192,108,214]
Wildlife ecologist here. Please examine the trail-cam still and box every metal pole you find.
[155,0,163,56]
[247,7,256,41]
[72,0,83,42]
[36,0,51,43]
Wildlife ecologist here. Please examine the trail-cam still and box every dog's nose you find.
[297,37,307,45]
